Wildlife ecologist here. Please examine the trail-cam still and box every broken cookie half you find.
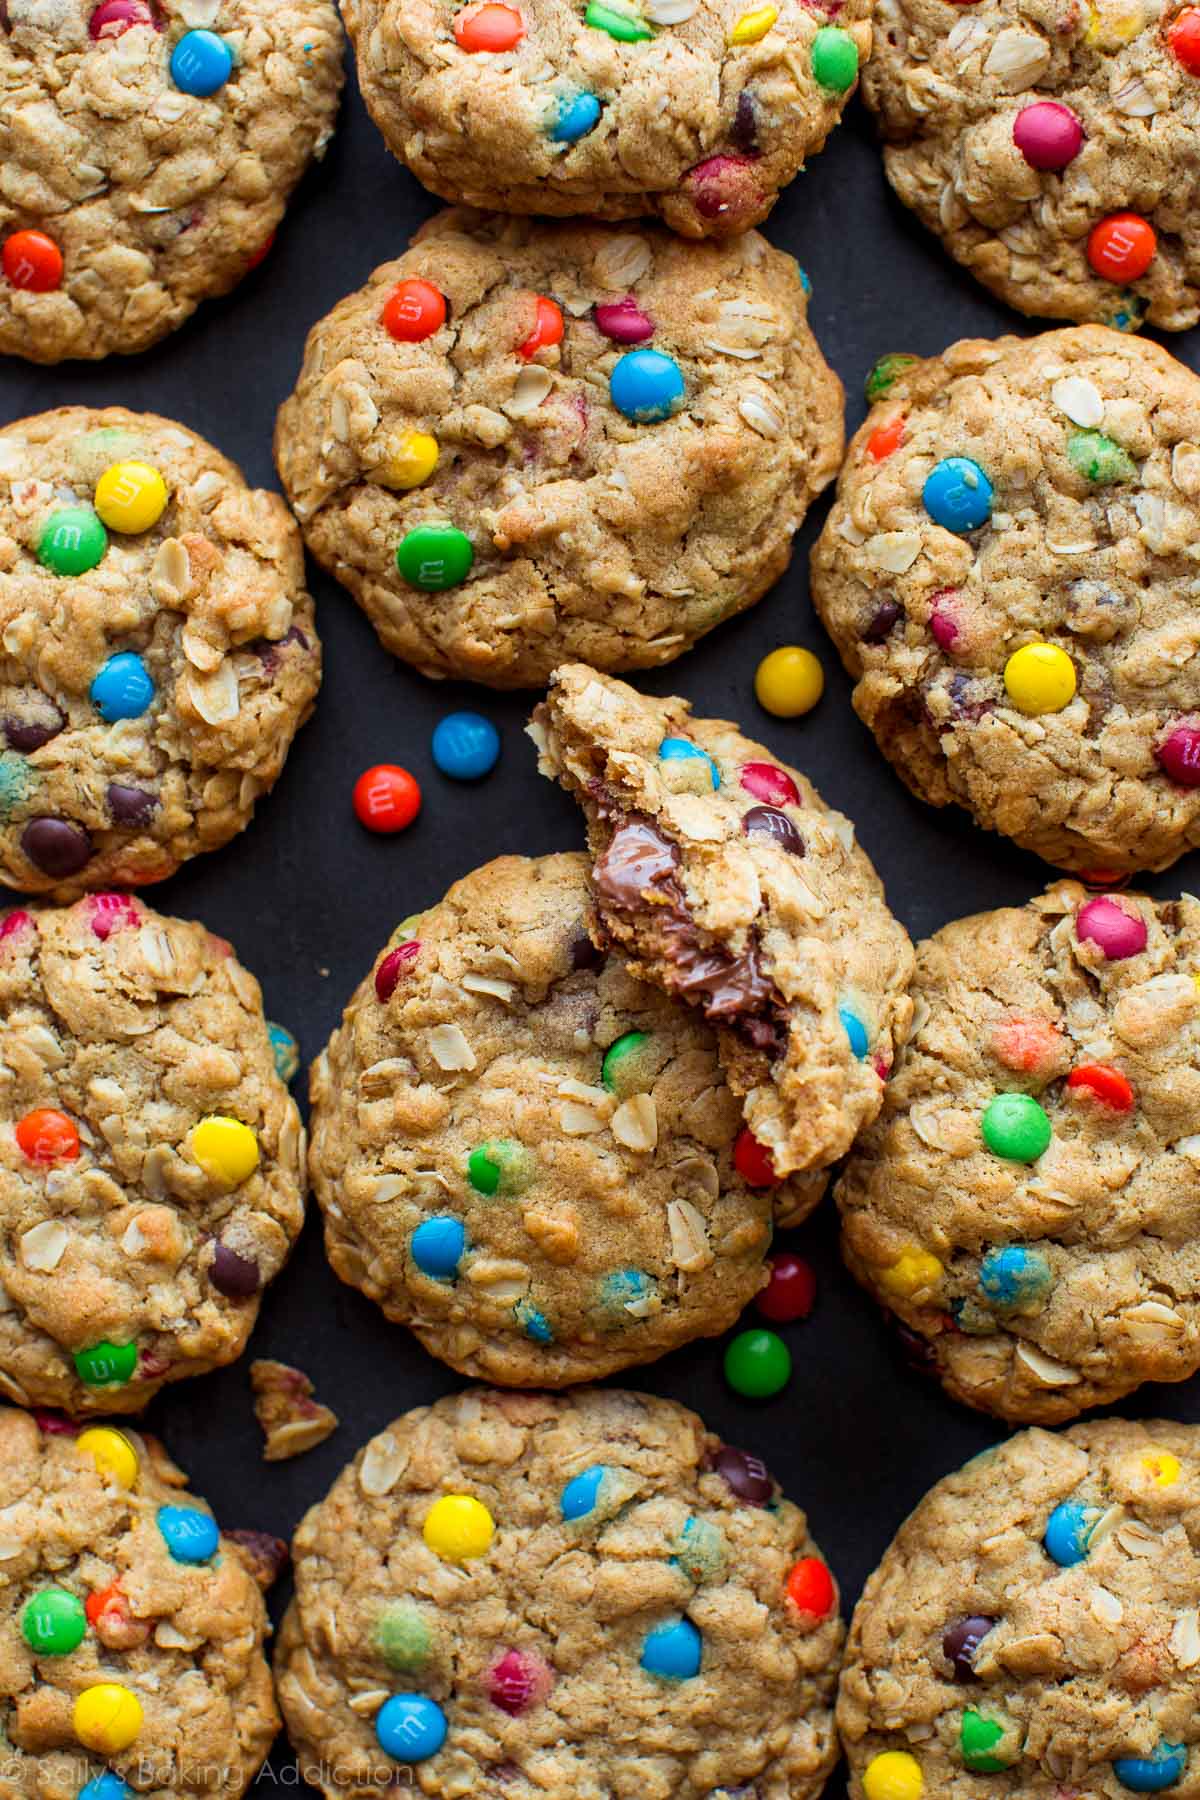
[530,664,915,1177]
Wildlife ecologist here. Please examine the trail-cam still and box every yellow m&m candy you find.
[863,1750,923,1800]
[1003,643,1076,716]
[74,1683,143,1754]
[1141,1449,1181,1487]
[878,1247,943,1298]
[730,3,778,41]
[755,646,825,718]
[94,461,168,535]
[76,1427,139,1490]
[191,1116,260,1187]
[422,1494,495,1563]
[379,430,439,492]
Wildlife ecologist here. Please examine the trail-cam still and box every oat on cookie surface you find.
[812,328,1200,875]
[276,1386,844,1800]
[307,852,826,1387]
[0,0,344,364]
[273,208,844,689]
[0,895,306,1414]
[531,665,915,1179]
[839,1418,1200,1798]
[862,0,1200,330]
[0,1405,278,1799]
[838,881,1200,1425]
[342,0,871,238]
[0,406,320,898]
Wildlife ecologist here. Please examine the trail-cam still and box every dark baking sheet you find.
[3,47,1199,1796]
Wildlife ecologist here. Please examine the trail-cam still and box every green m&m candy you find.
[811,25,859,89]
[396,524,473,591]
[467,1139,534,1197]
[74,1340,138,1387]
[865,352,919,405]
[1066,429,1136,485]
[723,1328,791,1399]
[37,508,107,577]
[375,1602,432,1671]
[981,1093,1052,1163]
[961,1709,1013,1773]
[601,1030,655,1097]
[585,0,654,38]
[22,1588,87,1656]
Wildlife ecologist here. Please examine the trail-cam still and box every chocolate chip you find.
[254,624,311,674]
[731,90,759,153]
[671,940,775,1017]
[742,806,804,855]
[863,598,904,643]
[106,784,158,828]
[21,817,93,877]
[942,1615,997,1680]
[4,707,65,753]
[224,1529,289,1590]
[569,927,604,971]
[209,1243,261,1298]
[594,817,680,909]
[710,1444,774,1505]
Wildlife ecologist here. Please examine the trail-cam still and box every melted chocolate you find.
[593,816,679,908]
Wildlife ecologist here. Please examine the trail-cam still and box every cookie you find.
[811,328,1200,876]
[0,895,306,1414]
[0,406,320,898]
[0,0,344,363]
[276,1386,844,1800]
[861,0,1200,331]
[0,1404,278,1800]
[273,207,843,689]
[342,0,871,239]
[531,664,916,1178]
[839,1418,1200,1800]
[837,881,1200,1425]
[308,852,827,1387]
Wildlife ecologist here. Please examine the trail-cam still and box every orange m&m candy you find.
[381,279,447,343]
[867,415,905,462]
[454,2,524,50]
[1169,7,1200,72]
[353,765,422,834]
[15,1109,81,1164]
[1087,212,1156,282]
[3,231,64,293]
[786,1557,837,1621]
[518,295,564,359]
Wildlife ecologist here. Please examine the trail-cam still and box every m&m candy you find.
[640,1617,702,1679]
[191,1116,260,1185]
[730,3,778,41]
[94,461,168,534]
[755,646,824,716]
[1169,6,1200,70]
[209,1243,260,1298]
[1140,1449,1181,1488]
[89,0,158,35]
[961,1710,1010,1772]
[1067,1062,1134,1111]
[410,1217,467,1279]
[78,1776,131,1800]
[375,940,421,1000]
[1012,100,1083,170]
[157,1505,219,1563]
[431,712,500,780]
[601,1031,651,1094]
[981,1092,1052,1162]
[1066,428,1135,485]
[380,430,439,490]
[16,1108,80,1163]
[723,1327,791,1397]
[585,0,655,37]
[74,1341,137,1387]
[453,2,524,49]
[1156,722,1200,786]
[38,508,107,576]
[867,415,905,462]
[609,350,685,422]
[518,296,563,359]
[423,1494,495,1561]
[268,1022,301,1083]
[757,1251,816,1323]
[733,1125,781,1188]
[1088,213,1156,282]
[1003,643,1076,715]
[978,1245,1052,1308]
[1112,1744,1188,1793]
[74,1684,143,1754]
[3,230,64,292]
[382,280,447,341]
[878,1247,942,1297]
[22,1588,87,1655]
[560,1465,608,1519]
[376,1603,432,1671]
[863,1750,923,1800]
[839,1006,869,1058]
[594,297,654,342]
[1043,1498,1098,1566]
[376,1693,448,1762]
[1076,895,1146,960]
[91,653,155,723]
[550,90,602,142]
[810,24,859,89]
[922,457,993,532]
[170,29,234,95]
[396,524,474,590]
[658,736,719,788]
[942,1614,996,1680]
[467,1139,533,1195]
[76,1426,139,1489]
[785,1556,836,1619]
[740,760,800,805]
[865,353,918,403]
[353,765,422,833]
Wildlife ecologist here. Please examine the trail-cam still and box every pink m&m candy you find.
[375,940,421,1002]
[1076,896,1147,961]
[1013,101,1083,171]
[0,910,34,944]
[593,298,654,344]
[930,593,960,651]
[1155,722,1200,787]
[89,0,161,36]
[488,1649,553,1716]
[86,893,140,940]
[684,154,762,227]
[740,761,800,806]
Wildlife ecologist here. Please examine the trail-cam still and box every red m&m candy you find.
[757,1251,816,1323]
[786,1556,836,1621]
[3,231,64,293]
[375,940,421,1001]
[518,295,563,359]
[867,415,905,462]
[16,1109,81,1164]
[352,765,422,834]
[1067,1063,1134,1111]
[734,1125,781,1188]
[1012,100,1083,171]
[1155,721,1200,786]
[453,2,524,49]
[740,761,800,807]
[1087,213,1156,283]
[1169,7,1200,73]
[381,279,447,342]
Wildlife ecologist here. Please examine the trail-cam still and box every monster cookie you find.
[812,328,1200,875]
[0,0,344,363]
[276,1387,844,1799]
[838,882,1200,1425]
[0,896,306,1414]
[862,0,1200,331]
[308,853,825,1387]
[273,208,843,689]
[531,665,915,1177]
[342,0,871,239]
[840,1419,1200,1799]
[0,1405,278,1800]
[0,407,320,897]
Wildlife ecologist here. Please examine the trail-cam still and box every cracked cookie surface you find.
[273,208,843,689]
[342,0,871,238]
[837,881,1200,1424]
[276,1386,844,1800]
[531,665,915,1180]
[0,0,344,364]
[0,406,320,898]
[839,1418,1200,1799]
[0,895,306,1414]
[0,1405,278,1799]
[862,0,1200,330]
[306,852,821,1386]
[811,328,1200,875]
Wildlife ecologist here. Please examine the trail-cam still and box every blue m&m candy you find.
[91,652,154,723]
[560,1465,607,1520]
[516,1300,553,1343]
[839,1006,869,1058]
[1043,1499,1098,1568]
[659,737,719,789]
[431,712,500,781]
[610,350,685,423]
[550,90,601,142]
[375,1693,447,1763]
[79,1777,131,1800]
[171,29,234,96]
[600,1268,656,1317]
[1113,1744,1188,1792]
[157,1505,219,1564]
[979,1245,1052,1309]
[640,1617,702,1680]
[411,1217,467,1280]
[923,457,993,532]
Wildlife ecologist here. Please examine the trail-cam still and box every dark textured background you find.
[2,41,1199,1796]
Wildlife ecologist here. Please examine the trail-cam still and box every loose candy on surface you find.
[754,645,824,716]
[432,712,501,780]
[756,1251,816,1323]
[353,765,422,833]
[724,1327,792,1397]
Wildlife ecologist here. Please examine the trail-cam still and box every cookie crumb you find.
[250,1360,339,1461]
